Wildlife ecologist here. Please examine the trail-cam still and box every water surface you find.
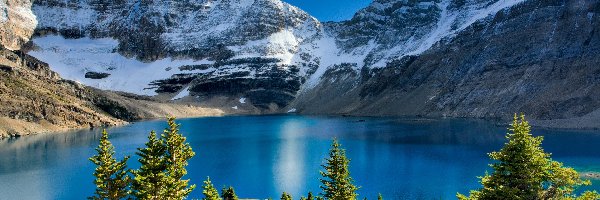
[0,115,599,199]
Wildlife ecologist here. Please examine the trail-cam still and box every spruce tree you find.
[301,192,315,200]
[458,114,600,200]
[89,130,131,200]
[162,117,196,199]
[281,192,292,200]
[319,139,359,200]
[377,193,383,200]
[222,186,239,200]
[307,192,315,200]
[202,177,221,200]
[131,131,167,200]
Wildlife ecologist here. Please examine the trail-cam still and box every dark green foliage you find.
[202,177,221,200]
[129,117,196,200]
[222,186,238,200]
[458,114,600,200]
[89,130,131,200]
[378,193,383,200]
[319,139,359,200]
[281,192,292,200]
[161,117,196,199]
[301,192,315,200]
[131,131,167,199]
[308,192,315,200]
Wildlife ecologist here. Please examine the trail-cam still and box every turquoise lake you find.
[0,115,599,199]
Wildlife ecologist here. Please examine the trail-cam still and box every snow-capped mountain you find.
[294,0,600,127]
[28,0,326,110]
[326,0,526,67]
[24,0,527,109]
[3,0,599,124]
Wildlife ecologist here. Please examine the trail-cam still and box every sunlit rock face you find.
[0,0,36,50]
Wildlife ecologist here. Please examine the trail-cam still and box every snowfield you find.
[29,36,215,95]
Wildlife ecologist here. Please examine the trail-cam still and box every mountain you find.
[1,0,599,129]
[28,0,331,112]
[0,0,121,137]
[294,0,600,129]
[0,0,224,138]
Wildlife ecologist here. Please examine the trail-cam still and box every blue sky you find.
[282,0,372,22]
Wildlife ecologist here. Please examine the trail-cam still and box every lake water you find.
[0,115,599,200]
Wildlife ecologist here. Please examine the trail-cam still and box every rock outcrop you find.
[0,44,224,138]
[0,45,124,138]
[0,0,36,50]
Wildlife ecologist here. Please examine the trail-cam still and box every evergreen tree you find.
[89,130,131,200]
[307,192,315,200]
[319,139,359,200]
[221,186,239,200]
[458,114,600,200]
[131,131,167,200]
[202,177,221,200]
[162,117,196,199]
[377,193,383,200]
[301,192,315,200]
[281,192,292,200]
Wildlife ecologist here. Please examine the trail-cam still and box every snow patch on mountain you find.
[29,35,215,95]
[32,5,96,29]
[408,0,527,56]
[302,35,377,88]
[172,86,191,100]
[229,29,300,65]
[0,1,8,23]
[334,0,529,68]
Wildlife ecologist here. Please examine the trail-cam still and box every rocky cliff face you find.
[4,0,599,127]
[0,44,125,138]
[0,44,223,138]
[294,0,600,127]
[325,0,527,67]
[0,0,36,50]
[29,0,324,111]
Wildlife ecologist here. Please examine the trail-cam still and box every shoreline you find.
[5,113,600,140]
[581,172,600,180]
[0,112,225,140]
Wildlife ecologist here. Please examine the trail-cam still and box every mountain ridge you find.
[2,0,599,129]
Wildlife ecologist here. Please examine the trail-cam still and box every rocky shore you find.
[581,172,600,180]
[0,45,223,139]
